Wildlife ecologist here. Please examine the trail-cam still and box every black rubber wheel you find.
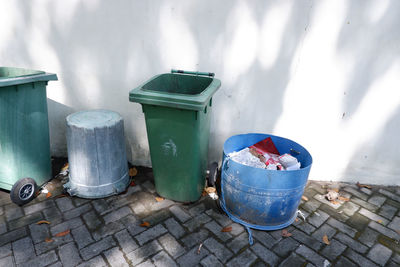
[207,162,219,187]
[10,178,38,206]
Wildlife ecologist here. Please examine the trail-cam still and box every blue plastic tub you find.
[220,133,312,244]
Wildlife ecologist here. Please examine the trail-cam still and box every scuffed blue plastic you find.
[220,133,312,244]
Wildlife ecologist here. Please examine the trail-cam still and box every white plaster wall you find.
[1,0,399,185]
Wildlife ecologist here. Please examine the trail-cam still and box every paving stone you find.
[227,223,244,236]
[226,249,257,267]
[42,207,62,224]
[59,242,82,267]
[71,225,94,249]
[12,236,35,264]
[335,232,368,253]
[361,188,373,195]
[142,209,171,226]
[369,221,399,240]
[318,204,350,222]
[63,203,92,220]
[121,215,146,237]
[352,198,379,212]
[103,206,132,224]
[72,197,90,207]
[115,229,138,254]
[188,203,206,216]
[5,205,23,221]
[82,210,102,230]
[296,244,328,266]
[50,217,83,235]
[272,237,300,257]
[291,229,322,251]
[200,254,224,267]
[205,209,232,227]
[345,248,379,267]
[0,221,6,235]
[0,243,12,258]
[0,227,27,246]
[126,240,163,265]
[104,247,128,267]
[278,253,306,266]
[359,208,389,225]
[8,212,43,231]
[76,255,107,267]
[335,256,357,267]
[130,201,147,215]
[135,224,168,246]
[327,217,357,237]
[293,221,316,235]
[152,250,177,267]
[302,199,322,213]
[307,210,329,228]
[175,246,209,266]
[24,200,55,215]
[55,197,74,212]
[343,187,369,201]
[158,233,185,259]
[136,259,155,267]
[92,199,112,215]
[227,232,249,254]
[35,233,73,255]
[388,216,400,232]
[29,223,50,244]
[204,220,232,242]
[252,229,278,249]
[347,212,370,231]
[379,189,400,203]
[251,243,279,266]
[80,236,116,260]
[181,229,209,248]
[358,227,380,247]
[379,204,397,220]
[341,201,360,216]
[367,243,392,266]
[392,253,400,264]
[0,255,15,267]
[164,217,185,239]
[311,224,336,242]
[203,237,233,263]
[92,221,124,241]
[321,239,347,261]
[19,250,58,267]
[183,213,212,232]
[150,199,174,212]
[368,195,387,207]
[47,261,62,267]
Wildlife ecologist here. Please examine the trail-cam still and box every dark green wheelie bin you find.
[0,67,57,205]
[129,70,220,202]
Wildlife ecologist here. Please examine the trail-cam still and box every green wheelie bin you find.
[0,67,57,205]
[129,70,221,202]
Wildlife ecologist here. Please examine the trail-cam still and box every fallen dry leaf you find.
[377,220,383,224]
[281,229,292,237]
[54,229,70,237]
[330,200,340,205]
[36,220,51,225]
[45,237,54,243]
[356,182,372,189]
[61,163,69,172]
[338,196,350,202]
[301,195,309,201]
[155,197,164,202]
[129,167,138,177]
[295,218,300,222]
[395,230,400,235]
[322,234,330,245]
[332,188,339,193]
[46,192,52,198]
[221,226,232,232]
[202,190,208,197]
[140,221,150,227]
[130,180,136,187]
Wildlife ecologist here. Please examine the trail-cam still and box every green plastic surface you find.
[129,73,220,202]
[0,67,57,190]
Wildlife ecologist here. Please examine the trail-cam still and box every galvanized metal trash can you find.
[64,110,129,198]
[220,133,313,244]
[0,67,57,205]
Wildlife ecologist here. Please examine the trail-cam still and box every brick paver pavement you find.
[0,167,399,266]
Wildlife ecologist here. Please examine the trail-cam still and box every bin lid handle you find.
[171,69,215,77]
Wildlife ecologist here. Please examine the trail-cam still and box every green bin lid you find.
[0,67,58,87]
[129,73,221,111]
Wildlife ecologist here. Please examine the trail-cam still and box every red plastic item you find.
[249,137,280,155]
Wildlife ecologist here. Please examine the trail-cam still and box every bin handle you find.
[171,69,215,77]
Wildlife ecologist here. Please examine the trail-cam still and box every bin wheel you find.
[207,162,219,187]
[10,178,38,206]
